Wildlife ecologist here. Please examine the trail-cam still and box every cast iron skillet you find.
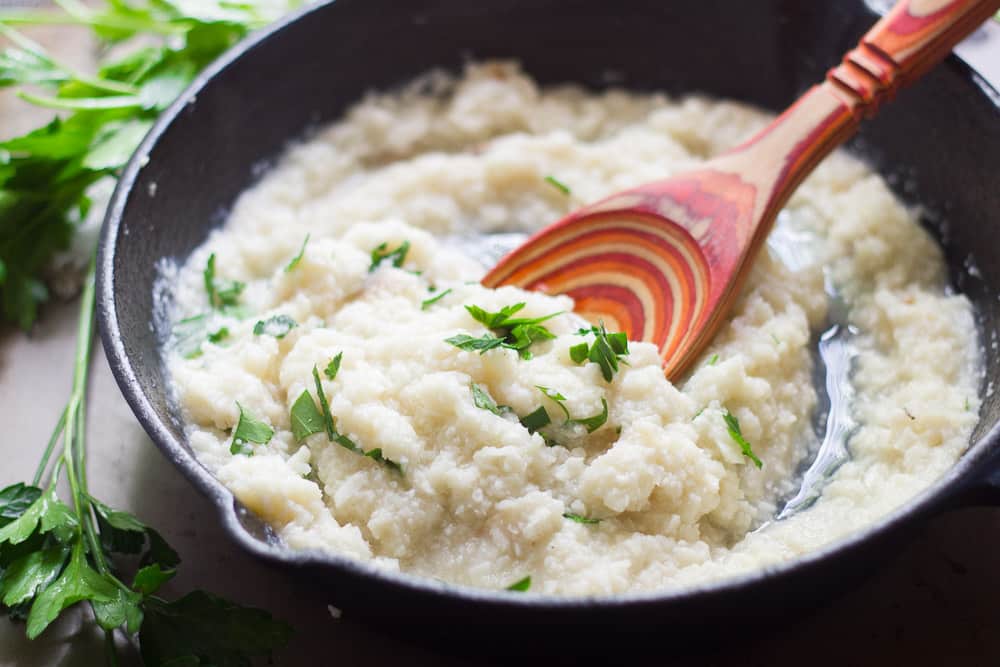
[96,0,1000,650]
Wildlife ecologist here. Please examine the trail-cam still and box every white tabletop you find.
[1,14,999,667]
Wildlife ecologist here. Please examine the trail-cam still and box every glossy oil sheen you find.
[96,0,1000,650]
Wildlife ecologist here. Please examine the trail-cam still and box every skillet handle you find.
[827,0,1000,116]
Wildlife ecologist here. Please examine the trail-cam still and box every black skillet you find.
[96,0,1000,651]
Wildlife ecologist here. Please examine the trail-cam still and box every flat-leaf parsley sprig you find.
[446,302,562,360]
[0,2,303,664]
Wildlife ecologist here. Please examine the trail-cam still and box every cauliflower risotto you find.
[162,62,981,595]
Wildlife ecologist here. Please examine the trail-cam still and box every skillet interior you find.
[97,0,1000,644]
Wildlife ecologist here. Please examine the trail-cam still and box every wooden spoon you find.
[482,0,1000,379]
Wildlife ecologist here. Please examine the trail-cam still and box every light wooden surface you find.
[1,12,999,667]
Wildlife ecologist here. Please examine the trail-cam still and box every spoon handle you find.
[829,0,1000,114]
[709,0,1000,267]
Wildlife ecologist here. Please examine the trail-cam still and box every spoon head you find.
[483,174,759,378]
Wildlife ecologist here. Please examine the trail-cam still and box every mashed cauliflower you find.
[163,62,981,595]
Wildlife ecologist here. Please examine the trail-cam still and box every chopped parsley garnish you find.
[311,365,401,472]
[311,366,336,441]
[208,327,229,344]
[253,314,297,339]
[369,240,411,272]
[535,386,570,420]
[570,323,629,381]
[519,407,551,434]
[723,409,762,468]
[284,233,310,272]
[506,576,532,592]
[446,302,561,359]
[471,383,512,416]
[707,353,719,366]
[544,175,571,195]
[534,387,608,433]
[324,352,343,381]
[692,407,705,421]
[570,398,609,433]
[230,402,274,456]
[446,333,506,354]
[203,253,245,310]
[563,513,601,524]
[289,390,325,442]
[421,287,453,310]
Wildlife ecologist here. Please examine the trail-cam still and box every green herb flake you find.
[707,353,719,366]
[284,234,310,272]
[324,352,343,381]
[570,322,630,381]
[311,366,336,441]
[569,342,589,364]
[445,333,506,354]
[447,302,561,359]
[203,253,245,311]
[544,175,571,195]
[369,240,411,272]
[253,314,297,339]
[569,398,609,433]
[723,409,762,468]
[519,406,551,434]
[207,327,229,344]
[289,390,325,442]
[563,513,601,525]
[311,366,401,472]
[535,385,571,421]
[230,402,274,456]
[421,287,452,310]
[471,383,508,416]
[506,576,532,592]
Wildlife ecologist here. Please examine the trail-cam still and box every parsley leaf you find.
[369,240,411,272]
[563,513,601,525]
[284,233,309,272]
[544,175,571,195]
[203,253,245,311]
[230,403,273,456]
[471,383,514,417]
[535,386,570,421]
[311,366,336,442]
[519,407,551,434]
[568,342,589,364]
[289,390,325,442]
[534,388,608,433]
[570,323,630,381]
[324,352,343,381]
[421,287,452,310]
[445,333,506,354]
[569,398,609,433]
[207,327,229,344]
[311,366,401,472]
[707,353,719,366]
[253,314,297,339]
[139,591,293,667]
[0,484,42,525]
[132,564,175,598]
[447,303,561,359]
[0,546,68,608]
[506,576,531,592]
[26,541,118,639]
[723,409,762,468]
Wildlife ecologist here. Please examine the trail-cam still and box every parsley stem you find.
[103,630,119,667]
[32,405,68,486]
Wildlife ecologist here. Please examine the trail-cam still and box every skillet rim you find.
[95,0,1000,612]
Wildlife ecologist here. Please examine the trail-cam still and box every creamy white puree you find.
[163,62,981,595]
